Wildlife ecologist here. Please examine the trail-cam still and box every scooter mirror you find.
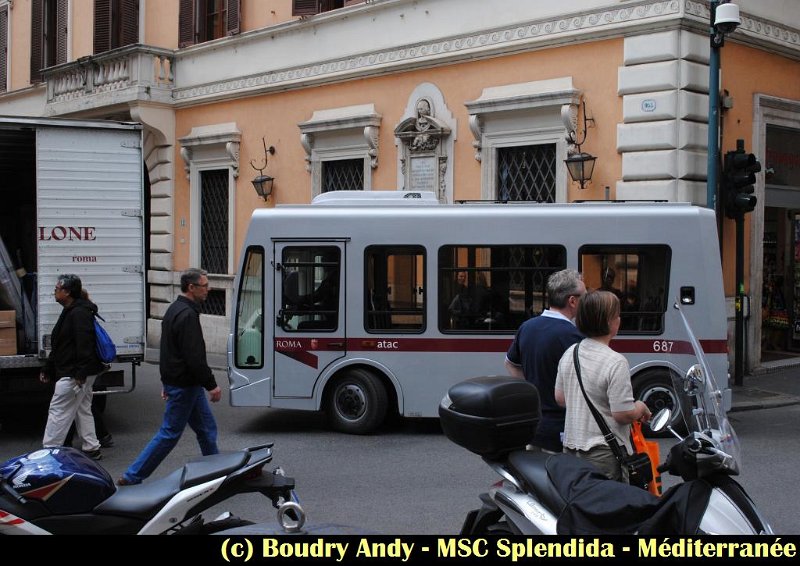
[684,363,704,397]
[649,408,672,433]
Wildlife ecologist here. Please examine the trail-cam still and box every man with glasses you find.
[41,274,105,459]
[505,269,585,453]
[117,268,222,485]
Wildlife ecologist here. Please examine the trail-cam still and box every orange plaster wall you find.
[9,0,33,89]
[172,38,624,271]
[717,44,800,295]
[144,0,178,49]
[242,0,295,31]
[239,0,366,30]
[71,0,94,59]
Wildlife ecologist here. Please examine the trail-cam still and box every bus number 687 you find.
[653,341,674,352]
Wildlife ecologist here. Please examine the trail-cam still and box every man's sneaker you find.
[82,449,102,460]
[99,434,115,448]
[116,477,137,486]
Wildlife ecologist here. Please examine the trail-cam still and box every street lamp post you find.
[707,0,741,211]
[707,0,721,211]
[708,1,747,384]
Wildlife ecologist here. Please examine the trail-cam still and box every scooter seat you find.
[94,451,250,521]
[506,450,567,517]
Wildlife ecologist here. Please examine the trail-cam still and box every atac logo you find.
[275,339,303,351]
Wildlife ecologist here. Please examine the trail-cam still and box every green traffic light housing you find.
[722,139,761,219]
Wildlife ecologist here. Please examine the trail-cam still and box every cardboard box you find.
[0,335,16,355]
[0,310,14,329]
[0,319,16,354]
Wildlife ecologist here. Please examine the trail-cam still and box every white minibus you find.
[228,191,728,434]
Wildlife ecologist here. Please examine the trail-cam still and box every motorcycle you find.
[0,443,306,535]
[439,303,773,535]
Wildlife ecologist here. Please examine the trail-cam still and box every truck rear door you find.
[37,125,145,362]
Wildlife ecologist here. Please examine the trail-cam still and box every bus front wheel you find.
[326,369,388,434]
[633,369,687,438]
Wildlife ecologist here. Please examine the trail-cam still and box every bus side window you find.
[579,245,671,334]
[365,246,425,333]
[438,245,566,334]
[280,247,341,332]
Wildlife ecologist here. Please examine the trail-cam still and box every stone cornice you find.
[684,0,800,58]
[173,1,686,106]
[168,1,799,107]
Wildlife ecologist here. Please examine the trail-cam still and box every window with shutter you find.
[178,0,194,47]
[320,0,345,13]
[120,0,140,46]
[31,0,67,83]
[95,0,139,55]
[292,0,319,17]
[227,0,240,36]
[180,0,239,48]
[30,0,42,82]
[0,5,7,93]
[292,0,344,17]
[94,0,111,53]
[94,0,139,54]
[55,0,68,66]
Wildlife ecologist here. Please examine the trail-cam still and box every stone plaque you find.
[409,156,436,192]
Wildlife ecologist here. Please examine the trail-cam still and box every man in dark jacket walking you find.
[41,274,105,459]
[117,268,222,485]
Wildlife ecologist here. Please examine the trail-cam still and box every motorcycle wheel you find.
[325,368,388,434]
[634,369,687,438]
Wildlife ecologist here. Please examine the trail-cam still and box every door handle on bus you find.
[327,342,345,349]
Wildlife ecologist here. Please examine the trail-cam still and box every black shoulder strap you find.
[572,342,627,462]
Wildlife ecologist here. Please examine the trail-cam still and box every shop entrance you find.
[761,124,800,363]
[761,207,798,360]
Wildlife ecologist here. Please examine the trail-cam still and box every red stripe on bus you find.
[275,349,319,369]
[274,337,727,368]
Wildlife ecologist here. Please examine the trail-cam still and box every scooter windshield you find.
[673,302,742,470]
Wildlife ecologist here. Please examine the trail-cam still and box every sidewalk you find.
[731,356,800,412]
[145,349,800,413]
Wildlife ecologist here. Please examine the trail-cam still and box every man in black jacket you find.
[118,268,222,485]
[41,274,105,459]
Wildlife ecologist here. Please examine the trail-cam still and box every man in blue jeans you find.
[117,268,222,486]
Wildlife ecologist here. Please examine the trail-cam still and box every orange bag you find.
[631,421,662,496]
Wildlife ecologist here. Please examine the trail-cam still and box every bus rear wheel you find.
[326,369,388,434]
[634,369,687,438]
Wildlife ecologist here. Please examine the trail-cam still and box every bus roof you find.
[311,190,439,205]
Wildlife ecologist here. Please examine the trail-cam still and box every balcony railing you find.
[42,45,175,112]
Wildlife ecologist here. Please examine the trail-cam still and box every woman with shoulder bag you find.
[555,290,651,483]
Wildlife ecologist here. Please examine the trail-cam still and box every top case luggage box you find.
[439,375,540,459]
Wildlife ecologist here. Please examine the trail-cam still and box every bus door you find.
[273,242,346,398]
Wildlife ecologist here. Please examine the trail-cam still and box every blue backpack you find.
[94,314,117,363]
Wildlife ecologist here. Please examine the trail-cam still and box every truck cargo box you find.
[0,117,145,402]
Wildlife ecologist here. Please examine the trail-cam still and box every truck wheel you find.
[634,370,687,438]
[326,369,388,434]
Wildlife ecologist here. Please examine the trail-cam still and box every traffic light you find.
[722,139,761,219]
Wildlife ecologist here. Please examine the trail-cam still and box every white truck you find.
[0,117,146,423]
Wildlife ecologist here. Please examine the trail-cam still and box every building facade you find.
[1,0,799,371]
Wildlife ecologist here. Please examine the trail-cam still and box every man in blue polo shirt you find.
[505,269,585,453]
